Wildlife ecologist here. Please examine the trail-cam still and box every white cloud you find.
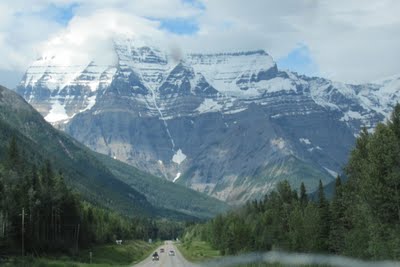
[75,0,202,19]
[40,9,165,66]
[0,0,400,86]
[183,0,400,83]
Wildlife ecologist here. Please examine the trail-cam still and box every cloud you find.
[40,9,165,66]
[0,0,399,86]
[73,0,202,19]
[180,0,400,83]
[0,0,201,71]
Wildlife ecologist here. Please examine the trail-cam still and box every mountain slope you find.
[95,153,228,218]
[0,85,228,218]
[15,38,400,204]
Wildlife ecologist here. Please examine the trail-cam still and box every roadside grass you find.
[177,241,330,267]
[1,240,160,267]
[177,240,220,262]
[236,264,330,267]
[236,265,329,267]
[77,240,160,265]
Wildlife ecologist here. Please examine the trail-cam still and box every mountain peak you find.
[14,43,400,204]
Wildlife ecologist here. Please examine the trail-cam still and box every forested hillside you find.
[0,137,184,255]
[0,85,228,220]
[183,104,400,260]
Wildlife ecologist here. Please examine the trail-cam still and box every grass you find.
[177,240,220,262]
[1,240,160,267]
[77,240,160,265]
[235,265,329,267]
[176,240,331,267]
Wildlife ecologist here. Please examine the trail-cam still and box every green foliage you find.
[182,180,322,255]
[95,152,229,219]
[1,240,158,266]
[177,240,220,262]
[182,103,400,261]
[342,106,400,259]
[0,137,184,257]
[0,87,221,220]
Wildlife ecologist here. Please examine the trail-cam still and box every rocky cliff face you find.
[15,38,400,204]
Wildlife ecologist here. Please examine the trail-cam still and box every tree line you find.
[0,137,184,256]
[183,104,400,260]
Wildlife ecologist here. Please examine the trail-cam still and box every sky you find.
[0,0,399,88]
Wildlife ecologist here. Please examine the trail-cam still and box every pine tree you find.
[6,136,19,170]
[317,180,330,251]
[329,176,345,253]
[389,103,400,140]
[300,182,308,207]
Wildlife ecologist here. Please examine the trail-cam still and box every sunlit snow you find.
[173,172,181,183]
[172,149,186,164]
[270,138,286,150]
[340,110,363,121]
[80,95,97,112]
[324,167,338,178]
[299,138,311,145]
[196,98,223,113]
[44,101,69,123]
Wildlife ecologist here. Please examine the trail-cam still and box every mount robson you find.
[15,37,400,204]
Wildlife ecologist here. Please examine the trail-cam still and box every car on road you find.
[168,250,175,256]
[160,248,165,253]
[152,252,159,261]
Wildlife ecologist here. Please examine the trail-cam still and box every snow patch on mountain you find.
[80,95,97,112]
[196,98,223,113]
[299,138,311,145]
[324,167,338,178]
[340,110,364,121]
[308,146,323,152]
[173,172,181,183]
[261,77,296,93]
[271,138,287,151]
[172,149,186,164]
[223,108,248,115]
[45,100,70,122]
[188,51,276,96]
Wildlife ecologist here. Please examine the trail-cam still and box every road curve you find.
[132,241,198,267]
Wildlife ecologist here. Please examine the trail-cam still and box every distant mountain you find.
[0,85,228,218]
[15,38,400,204]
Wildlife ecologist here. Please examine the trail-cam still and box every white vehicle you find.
[168,250,175,256]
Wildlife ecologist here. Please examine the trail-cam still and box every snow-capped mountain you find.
[15,38,400,204]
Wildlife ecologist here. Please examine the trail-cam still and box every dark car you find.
[160,248,165,253]
[152,252,159,261]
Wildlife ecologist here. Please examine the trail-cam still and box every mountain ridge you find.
[0,85,228,218]
[14,38,400,203]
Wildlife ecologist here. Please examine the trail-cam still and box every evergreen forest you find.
[182,104,400,260]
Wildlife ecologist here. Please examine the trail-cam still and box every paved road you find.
[132,241,198,267]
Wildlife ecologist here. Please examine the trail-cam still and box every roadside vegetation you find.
[177,239,220,262]
[1,240,159,266]
[182,104,400,262]
[0,136,183,263]
[235,265,329,267]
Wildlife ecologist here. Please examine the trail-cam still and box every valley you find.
[1,2,399,265]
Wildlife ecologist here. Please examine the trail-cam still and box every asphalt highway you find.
[132,241,198,267]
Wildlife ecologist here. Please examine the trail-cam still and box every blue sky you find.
[159,18,199,35]
[50,3,79,26]
[277,45,319,77]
